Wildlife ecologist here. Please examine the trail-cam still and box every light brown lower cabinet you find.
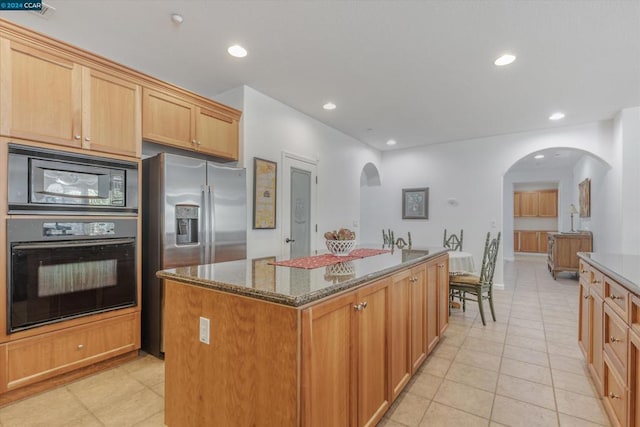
[163,254,449,427]
[0,312,140,393]
[579,257,639,427]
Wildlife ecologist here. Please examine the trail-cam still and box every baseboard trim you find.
[493,283,505,290]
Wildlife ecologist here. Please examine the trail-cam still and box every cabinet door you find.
[538,190,558,217]
[513,231,520,252]
[513,192,521,217]
[356,279,390,427]
[437,258,449,335]
[82,68,141,158]
[578,281,590,359]
[426,262,439,354]
[196,107,239,160]
[519,231,539,252]
[0,38,82,147]
[520,192,539,216]
[538,232,549,254]
[629,329,640,427]
[389,269,411,400]
[589,292,604,394]
[302,292,357,427]
[142,88,195,149]
[409,264,427,373]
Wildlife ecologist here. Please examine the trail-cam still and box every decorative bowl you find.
[325,239,356,256]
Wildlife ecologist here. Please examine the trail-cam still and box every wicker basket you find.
[324,261,356,283]
[325,239,356,256]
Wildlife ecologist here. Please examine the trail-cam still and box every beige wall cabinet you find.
[513,190,558,218]
[519,231,540,252]
[142,88,239,161]
[0,38,141,158]
[0,312,139,394]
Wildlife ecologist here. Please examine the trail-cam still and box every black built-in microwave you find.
[7,144,138,215]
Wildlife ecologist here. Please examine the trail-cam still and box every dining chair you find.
[449,231,501,325]
[443,229,463,251]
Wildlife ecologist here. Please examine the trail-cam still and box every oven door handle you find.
[13,238,135,250]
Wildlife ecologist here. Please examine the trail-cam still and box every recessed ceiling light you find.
[386,139,397,146]
[534,154,544,159]
[227,45,247,58]
[323,102,336,110]
[170,13,183,24]
[549,112,565,121]
[494,54,516,66]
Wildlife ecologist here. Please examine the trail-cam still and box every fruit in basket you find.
[324,228,356,240]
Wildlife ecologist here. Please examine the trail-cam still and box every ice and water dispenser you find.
[175,204,199,245]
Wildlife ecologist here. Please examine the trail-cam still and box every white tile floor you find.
[0,255,610,427]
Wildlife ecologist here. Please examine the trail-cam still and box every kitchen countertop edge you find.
[578,252,640,293]
[157,248,449,307]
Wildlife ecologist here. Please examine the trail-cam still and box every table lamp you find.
[569,204,578,232]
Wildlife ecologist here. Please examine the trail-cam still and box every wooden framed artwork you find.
[253,158,277,229]
[402,187,429,219]
[579,178,590,218]
[252,256,276,291]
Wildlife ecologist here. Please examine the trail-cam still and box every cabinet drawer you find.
[5,313,139,390]
[605,277,630,322]
[589,266,605,298]
[603,304,628,378]
[603,352,628,427]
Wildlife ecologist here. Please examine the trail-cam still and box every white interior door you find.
[281,152,317,259]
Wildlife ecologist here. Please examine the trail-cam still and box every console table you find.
[547,231,593,279]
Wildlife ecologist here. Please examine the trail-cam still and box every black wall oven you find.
[7,218,137,333]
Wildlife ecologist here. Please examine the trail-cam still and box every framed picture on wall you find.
[402,187,429,219]
[253,158,277,229]
[579,178,590,218]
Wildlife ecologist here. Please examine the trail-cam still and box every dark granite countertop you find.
[157,246,449,307]
[578,252,640,294]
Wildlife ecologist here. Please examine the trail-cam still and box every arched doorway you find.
[503,147,611,261]
[359,162,382,243]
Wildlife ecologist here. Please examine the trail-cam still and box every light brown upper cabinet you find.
[538,190,558,217]
[142,88,239,161]
[513,190,558,218]
[0,39,141,158]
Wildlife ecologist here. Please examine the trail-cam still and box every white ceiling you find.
[2,1,639,152]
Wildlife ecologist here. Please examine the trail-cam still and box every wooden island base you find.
[163,253,449,427]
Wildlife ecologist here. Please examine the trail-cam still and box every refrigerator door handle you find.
[208,184,215,263]
[201,185,208,263]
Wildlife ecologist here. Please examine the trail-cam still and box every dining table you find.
[448,250,476,275]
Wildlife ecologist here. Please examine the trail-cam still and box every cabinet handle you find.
[197,141,202,145]
[610,336,622,344]
[592,279,601,284]
[74,135,81,140]
[609,392,620,400]
[580,269,588,274]
[84,137,91,142]
[353,303,363,311]
[192,139,197,145]
[583,295,589,300]
[361,301,368,309]
[609,294,620,301]
[77,344,84,350]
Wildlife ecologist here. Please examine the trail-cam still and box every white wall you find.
[216,86,383,259]
[363,121,617,284]
[620,107,640,254]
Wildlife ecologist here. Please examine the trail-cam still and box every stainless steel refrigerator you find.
[142,153,246,357]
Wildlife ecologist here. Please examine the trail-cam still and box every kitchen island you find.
[158,246,449,427]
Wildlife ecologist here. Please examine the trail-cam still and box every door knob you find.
[285,238,295,243]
